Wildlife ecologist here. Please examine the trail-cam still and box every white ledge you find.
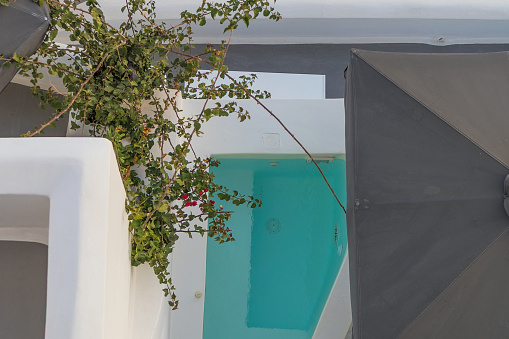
[51,0,509,45]
[98,0,509,21]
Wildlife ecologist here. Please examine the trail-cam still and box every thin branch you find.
[124,0,136,36]
[225,73,347,214]
[142,164,183,229]
[27,43,125,137]
[184,29,234,151]
[160,43,347,214]
[142,30,235,228]
[0,57,82,78]
[47,0,126,39]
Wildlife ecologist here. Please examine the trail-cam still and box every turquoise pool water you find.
[203,156,347,339]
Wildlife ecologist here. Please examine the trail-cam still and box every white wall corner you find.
[0,138,131,339]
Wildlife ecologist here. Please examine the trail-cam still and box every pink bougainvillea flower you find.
[182,194,189,200]
[203,189,209,193]
[199,191,204,196]
[184,201,191,206]
[192,201,197,206]
[210,200,215,206]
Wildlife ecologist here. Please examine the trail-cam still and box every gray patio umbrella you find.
[345,50,509,339]
[0,0,50,93]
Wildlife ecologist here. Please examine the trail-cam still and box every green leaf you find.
[49,29,57,41]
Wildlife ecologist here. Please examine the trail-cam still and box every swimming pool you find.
[203,156,347,339]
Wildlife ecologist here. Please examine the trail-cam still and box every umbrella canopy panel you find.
[0,0,50,93]
[345,50,509,339]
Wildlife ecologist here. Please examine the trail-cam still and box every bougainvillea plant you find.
[0,0,345,309]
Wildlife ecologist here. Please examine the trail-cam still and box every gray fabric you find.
[0,241,48,339]
[0,0,50,93]
[400,230,509,339]
[356,50,509,168]
[345,50,509,339]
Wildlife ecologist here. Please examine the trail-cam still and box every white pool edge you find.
[313,253,352,339]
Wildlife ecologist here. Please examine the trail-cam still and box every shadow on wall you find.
[0,82,68,137]
[0,194,49,338]
[0,241,48,339]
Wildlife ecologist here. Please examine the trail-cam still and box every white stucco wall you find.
[0,138,131,339]
[65,92,181,339]
[97,0,509,21]
[52,0,509,45]
[128,263,172,339]
[183,99,345,156]
[0,138,178,339]
[214,71,326,99]
[313,254,352,339]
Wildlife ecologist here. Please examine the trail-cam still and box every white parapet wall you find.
[0,138,131,339]
[56,0,509,45]
[95,0,509,22]
[0,138,174,339]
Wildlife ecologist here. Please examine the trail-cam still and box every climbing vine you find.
[1,0,346,309]
[1,0,282,308]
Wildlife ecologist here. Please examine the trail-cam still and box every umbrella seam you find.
[355,67,363,339]
[395,227,509,338]
[348,52,364,339]
[354,50,509,172]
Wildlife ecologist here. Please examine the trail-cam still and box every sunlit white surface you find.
[52,0,509,45]
[216,71,326,99]
[0,138,172,339]
[96,0,509,21]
